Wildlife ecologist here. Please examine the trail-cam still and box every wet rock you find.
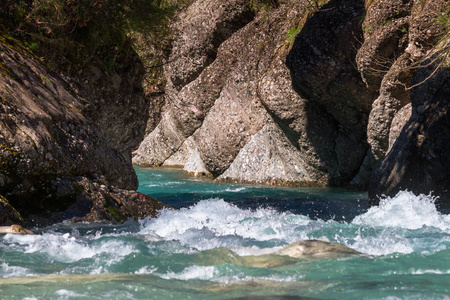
[276,240,360,259]
[0,224,35,235]
[0,194,23,225]
[27,177,169,226]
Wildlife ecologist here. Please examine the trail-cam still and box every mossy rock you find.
[0,194,24,225]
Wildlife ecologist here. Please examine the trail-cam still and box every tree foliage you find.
[0,0,185,73]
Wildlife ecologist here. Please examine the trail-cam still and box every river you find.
[1,167,449,299]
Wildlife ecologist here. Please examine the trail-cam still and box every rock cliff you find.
[0,36,165,226]
[133,0,336,186]
[134,0,450,205]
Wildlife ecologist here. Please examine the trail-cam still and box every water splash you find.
[353,191,450,230]
[139,198,311,251]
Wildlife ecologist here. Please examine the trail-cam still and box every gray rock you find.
[369,43,450,208]
[216,121,322,186]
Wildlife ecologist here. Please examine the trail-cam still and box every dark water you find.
[1,167,450,299]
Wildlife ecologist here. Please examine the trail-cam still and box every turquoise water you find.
[1,167,450,299]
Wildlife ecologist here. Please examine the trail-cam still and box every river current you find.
[1,167,450,299]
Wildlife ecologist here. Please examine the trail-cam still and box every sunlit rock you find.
[0,225,35,235]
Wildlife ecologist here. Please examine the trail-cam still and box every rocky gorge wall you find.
[0,36,166,226]
[1,0,449,227]
[134,0,450,204]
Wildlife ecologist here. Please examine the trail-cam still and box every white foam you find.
[0,262,35,278]
[3,232,135,263]
[353,191,450,230]
[348,229,414,255]
[135,266,157,274]
[224,187,247,192]
[139,198,310,250]
[158,265,217,281]
[55,289,85,297]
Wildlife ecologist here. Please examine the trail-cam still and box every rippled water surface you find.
[1,167,450,299]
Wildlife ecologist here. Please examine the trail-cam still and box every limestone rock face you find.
[217,121,323,186]
[42,39,148,163]
[369,48,450,207]
[168,0,254,90]
[351,0,448,187]
[286,0,375,185]
[0,38,137,188]
[134,0,339,186]
[134,0,450,197]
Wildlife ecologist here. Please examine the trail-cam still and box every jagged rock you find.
[133,0,255,168]
[286,0,375,186]
[162,135,213,177]
[369,44,450,208]
[39,38,148,163]
[0,36,162,225]
[135,0,336,184]
[163,136,198,168]
[388,103,411,151]
[351,0,447,188]
[168,0,254,90]
[216,121,322,186]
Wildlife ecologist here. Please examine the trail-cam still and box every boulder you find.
[275,240,360,259]
[0,224,35,235]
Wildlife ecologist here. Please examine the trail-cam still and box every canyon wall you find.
[135,0,450,204]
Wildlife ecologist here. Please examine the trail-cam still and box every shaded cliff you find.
[0,24,165,225]
[369,42,450,207]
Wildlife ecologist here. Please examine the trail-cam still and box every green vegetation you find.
[433,6,450,30]
[285,24,303,49]
[249,0,279,12]
[0,194,10,204]
[0,0,191,77]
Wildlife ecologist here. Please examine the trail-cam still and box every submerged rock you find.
[275,240,360,259]
[191,240,360,269]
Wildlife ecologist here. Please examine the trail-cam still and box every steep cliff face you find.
[286,0,375,186]
[134,0,338,186]
[352,0,448,187]
[134,0,450,201]
[0,37,164,226]
[369,42,450,207]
